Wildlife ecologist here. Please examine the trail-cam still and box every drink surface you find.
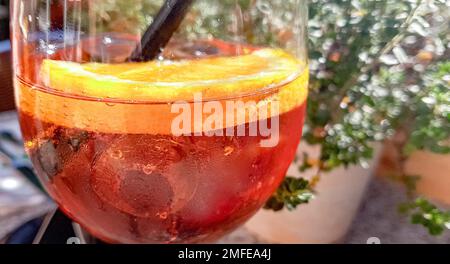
[15,37,308,243]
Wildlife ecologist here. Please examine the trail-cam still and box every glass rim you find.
[15,68,307,105]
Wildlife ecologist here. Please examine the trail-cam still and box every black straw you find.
[128,0,195,62]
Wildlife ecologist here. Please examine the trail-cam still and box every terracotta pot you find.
[245,142,381,244]
[377,135,450,206]
[404,150,450,205]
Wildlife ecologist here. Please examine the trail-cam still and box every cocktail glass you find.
[12,0,308,243]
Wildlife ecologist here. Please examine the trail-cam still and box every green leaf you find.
[400,197,450,236]
[264,177,315,211]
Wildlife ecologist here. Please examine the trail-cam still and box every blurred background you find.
[0,0,449,244]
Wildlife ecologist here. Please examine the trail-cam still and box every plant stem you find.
[379,0,423,56]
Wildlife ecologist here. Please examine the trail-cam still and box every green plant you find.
[264,0,450,236]
[264,177,314,211]
[266,0,433,210]
[377,62,450,235]
[400,198,450,235]
[402,62,450,155]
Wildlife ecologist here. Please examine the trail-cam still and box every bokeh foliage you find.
[305,0,449,169]
[273,0,450,235]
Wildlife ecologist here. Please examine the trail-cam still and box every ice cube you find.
[91,135,199,217]
[32,128,90,180]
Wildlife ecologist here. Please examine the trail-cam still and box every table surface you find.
[1,111,449,244]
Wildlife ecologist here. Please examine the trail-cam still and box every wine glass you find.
[12,0,308,243]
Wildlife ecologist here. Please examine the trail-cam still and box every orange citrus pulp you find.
[18,48,308,135]
[40,49,305,102]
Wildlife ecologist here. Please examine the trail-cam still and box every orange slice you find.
[17,48,308,135]
[40,49,303,102]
